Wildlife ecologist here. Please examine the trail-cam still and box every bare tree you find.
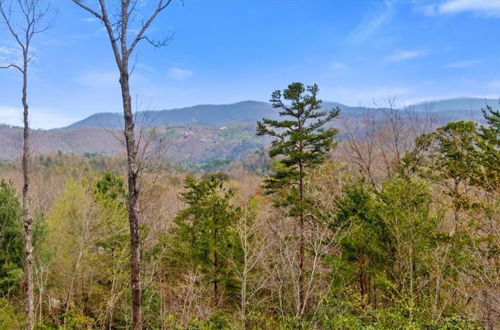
[0,1,50,328]
[231,199,268,329]
[339,99,437,187]
[70,1,174,328]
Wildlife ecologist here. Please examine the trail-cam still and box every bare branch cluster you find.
[71,0,174,65]
[0,0,51,72]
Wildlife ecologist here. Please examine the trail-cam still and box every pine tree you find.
[478,107,500,190]
[171,176,240,307]
[332,182,391,308]
[0,181,23,296]
[256,82,340,315]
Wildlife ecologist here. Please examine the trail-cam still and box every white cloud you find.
[168,67,193,81]
[74,70,118,88]
[443,60,480,69]
[418,4,439,16]
[0,106,22,127]
[349,0,396,44]
[0,105,76,129]
[82,17,98,23]
[0,46,22,66]
[386,50,426,62]
[0,46,18,55]
[71,27,107,40]
[421,0,500,17]
[329,61,347,71]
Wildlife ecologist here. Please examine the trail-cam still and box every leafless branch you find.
[128,0,173,54]
[0,63,23,72]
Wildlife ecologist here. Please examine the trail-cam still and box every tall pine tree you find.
[257,82,340,315]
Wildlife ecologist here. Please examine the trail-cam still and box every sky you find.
[0,0,500,129]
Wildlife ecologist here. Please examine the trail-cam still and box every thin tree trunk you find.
[118,67,142,330]
[298,161,305,317]
[21,53,35,330]
[241,274,247,329]
[214,250,219,306]
[69,3,175,327]
[213,225,219,306]
[359,250,366,306]
[241,218,248,329]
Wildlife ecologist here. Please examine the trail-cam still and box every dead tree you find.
[70,1,174,328]
[0,1,50,329]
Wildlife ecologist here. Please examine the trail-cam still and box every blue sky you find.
[1,0,500,129]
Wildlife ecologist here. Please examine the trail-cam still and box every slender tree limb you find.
[0,63,23,72]
[128,0,173,53]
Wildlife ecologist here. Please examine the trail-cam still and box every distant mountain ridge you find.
[66,101,274,129]
[409,97,499,112]
[64,97,498,130]
[0,97,497,165]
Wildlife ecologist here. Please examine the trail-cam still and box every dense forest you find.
[0,82,498,329]
[0,0,499,329]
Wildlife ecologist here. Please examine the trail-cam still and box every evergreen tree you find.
[331,182,391,308]
[414,121,480,184]
[406,107,499,192]
[170,176,240,307]
[478,107,500,190]
[0,181,23,296]
[256,82,340,315]
[403,113,499,328]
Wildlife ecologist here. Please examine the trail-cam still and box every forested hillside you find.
[0,83,498,329]
[0,98,496,167]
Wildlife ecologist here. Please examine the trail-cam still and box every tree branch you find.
[0,63,23,72]
[128,0,173,54]
[70,0,103,20]
[0,1,25,51]
[96,0,122,66]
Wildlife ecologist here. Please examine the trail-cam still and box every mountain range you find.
[0,97,497,166]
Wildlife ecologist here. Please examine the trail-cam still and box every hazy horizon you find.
[2,0,500,129]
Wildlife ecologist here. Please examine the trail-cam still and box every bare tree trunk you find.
[118,67,142,329]
[0,1,49,325]
[298,161,305,317]
[241,272,247,329]
[70,2,174,326]
[21,51,35,330]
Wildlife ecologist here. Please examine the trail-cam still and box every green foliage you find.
[43,173,129,328]
[413,121,480,183]
[406,108,499,191]
[60,309,94,329]
[94,171,126,201]
[218,125,258,142]
[169,176,241,306]
[0,298,24,329]
[200,160,231,173]
[201,172,229,182]
[317,289,481,330]
[331,182,392,306]
[0,180,23,296]
[477,107,500,190]
[327,177,463,327]
[184,311,235,330]
[257,82,340,211]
